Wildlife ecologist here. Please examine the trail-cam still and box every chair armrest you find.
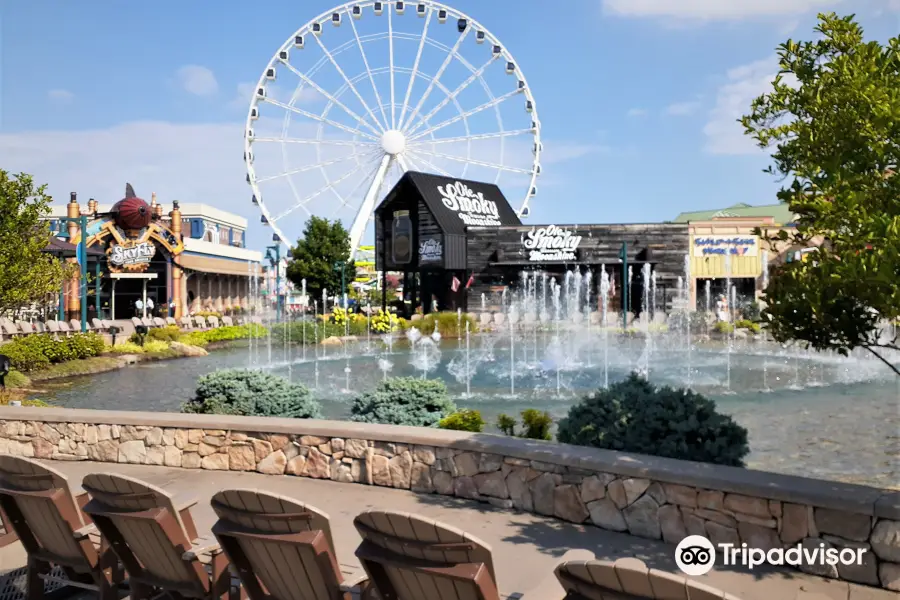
[172,493,199,512]
[183,535,222,561]
[339,572,370,593]
[73,524,100,545]
[514,549,596,600]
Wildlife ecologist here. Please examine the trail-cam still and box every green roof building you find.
[672,203,796,225]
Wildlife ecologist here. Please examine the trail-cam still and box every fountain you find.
[600,268,610,388]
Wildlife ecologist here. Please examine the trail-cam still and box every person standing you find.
[146,298,155,317]
[135,298,144,317]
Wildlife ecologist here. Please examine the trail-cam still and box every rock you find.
[198,442,219,457]
[738,522,780,551]
[479,454,503,473]
[330,461,353,484]
[228,445,257,471]
[92,440,119,462]
[646,483,666,505]
[117,440,146,464]
[389,452,412,488]
[321,336,343,346]
[474,472,508,498]
[252,439,273,461]
[554,485,589,524]
[145,446,165,466]
[32,438,53,459]
[723,494,770,519]
[622,478,651,506]
[768,500,782,518]
[171,341,208,356]
[682,508,706,537]
[306,448,331,479]
[694,509,736,528]
[162,446,182,468]
[780,503,809,544]
[266,435,290,451]
[662,484,697,508]
[257,451,287,475]
[371,454,391,487]
[412,446,436,465]
[318,442,332,455]
[530,461,566,474]
[733,513,777,528]
[300,435,329,446]
[607,479,628,509]
[344,439,368,458]
[410,463,433,493]
[182,453,201,469]
[798,538,838,579]
[433,471,454,495]
[506,468,534,512]
[453,452,480,477]
[624,496,661,540]
[580,475,609,503]
[454,477,479,500]
[488,498,514,510]
[829,539,879,586]
[351,459,365,483]
[880,562,900,591]
[530,472,558,516]
[814,508,871,542]
[146,427,164,446]
[659,505,687,543]
[871,519,900,562]
[706,522,740,547]
[588,498,627,532]
[286,455,307,477]
[697,490,724,511]
[201,454,230,470]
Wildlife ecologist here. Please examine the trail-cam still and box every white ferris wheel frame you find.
[244,0,542,257]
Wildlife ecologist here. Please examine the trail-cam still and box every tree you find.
[741,13,900,374]
[285,216,356,305]
[0,171,71,316]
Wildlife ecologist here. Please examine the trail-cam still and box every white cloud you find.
[48,89,74,104]
[541,142,609,164]
[703,57,780,155]
[665,100,701,116]
[229,82,257,111]
[626,108,647,118]
[603,0,842,21]
[176,65,219,96]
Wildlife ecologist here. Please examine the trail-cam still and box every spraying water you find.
[600,268,610,388]
[684,253,693,388]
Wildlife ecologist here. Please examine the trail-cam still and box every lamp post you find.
[619,242,628,331]
[333,261,347,309]
[56,215,89,332]
[265,242,282,322]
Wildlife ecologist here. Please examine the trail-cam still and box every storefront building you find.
[375,172,689,316]
[46,187,261,320]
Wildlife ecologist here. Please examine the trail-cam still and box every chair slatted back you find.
[82,472,207,595]
[221,317,233,326]
[0,456,92,564]
[140,317,154,328]
[194,316,208,329]
[354,510,499,600]
[16,322,35,334]
[69,320,82,331]
[92,318,106,330]
[207,316,220,328]
[180,316,193,329]
[166,317,178,326]
[211,489,344,600]
[58,321,72,333]
[131,317,142,328]
[153,317,166,327]
[45,320,60,333]
[555,558,740,600]
[1,322,19,336]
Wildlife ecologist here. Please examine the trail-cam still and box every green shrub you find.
[438,409,486,432]
[742,302,762,322]
[182,369,321,419]
[496,409,553,440]
[349,377,457,427]
[175,324,267,348]
[713,321,734,334]
[734,319,761,333]
[149,325,182,342]
[65,333,105,359]
[0,333,104,372]
[142,340,170,353]
[106,341,145,354]
[409,312,478,338]
[176,332,209,348]
[4,369,31,389]
[0,342,49,372]
[556,373,750,466]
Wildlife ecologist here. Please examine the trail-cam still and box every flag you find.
[451,276,461,292]
[465,274,475,289]
[609,274,616,297]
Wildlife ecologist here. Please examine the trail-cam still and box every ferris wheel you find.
[245,0,542,256]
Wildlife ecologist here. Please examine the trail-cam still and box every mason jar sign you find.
[392,210,412,264]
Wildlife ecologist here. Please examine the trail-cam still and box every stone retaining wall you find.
[0,406,897,591]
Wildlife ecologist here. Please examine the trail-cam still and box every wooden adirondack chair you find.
[210,489,370,600]
[0,456,120,600]
[552,557,742,600]
[354,510,576,600]
[81,472,236,600]
[0,503,18,548]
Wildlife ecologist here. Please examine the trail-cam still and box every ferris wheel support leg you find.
[396,155,411,174]
[348,154,392,261]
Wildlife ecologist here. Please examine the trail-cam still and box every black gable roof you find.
[379,171,521,235]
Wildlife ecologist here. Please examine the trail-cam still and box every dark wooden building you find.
[375,171,689,315]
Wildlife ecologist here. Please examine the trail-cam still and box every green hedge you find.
[556,373,749,467]
[177,324,268,348]
[182,369,321,418]
[438,409,486,432]
[408,312,477,338]
[0,333,105,372]
[270,320,366,344]
[349,377,457,427]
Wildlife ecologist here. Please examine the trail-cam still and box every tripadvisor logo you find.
[674,535,868,577]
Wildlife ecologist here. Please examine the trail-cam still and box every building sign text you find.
[109,241,156,269]
[523,225,582,262]
[418,238,443,263]
[693,236,758,257]
[437,181,502,227]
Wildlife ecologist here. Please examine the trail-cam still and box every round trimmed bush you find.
[438,409,486,432]
[350,377,457,427]
[182,369,321,419]
[0,342,49,372]
[556,373,749,467]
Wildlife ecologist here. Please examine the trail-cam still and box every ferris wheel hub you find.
[380,129,407,156]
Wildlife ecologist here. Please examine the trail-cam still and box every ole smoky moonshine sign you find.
[522,225,582,262]
[436,181,502,227]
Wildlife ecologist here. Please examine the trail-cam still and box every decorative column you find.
[169,201,184,318]
[65,193,81,321]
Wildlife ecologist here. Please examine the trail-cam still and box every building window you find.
[219,227,230,245]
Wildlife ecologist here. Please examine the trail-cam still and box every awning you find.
[178,253,261,276]
[43,237,105,258]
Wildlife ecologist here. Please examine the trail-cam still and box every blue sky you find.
[2,0,898,251]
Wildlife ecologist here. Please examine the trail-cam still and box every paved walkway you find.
[0,461,890,600]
